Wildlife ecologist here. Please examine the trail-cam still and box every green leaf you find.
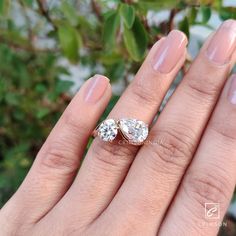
[99,52,123,65]
[107,60,125,81]
[219,7,236,20]
[137,0,180,12]
[58,24,81,63]
[103,10,120,49]
[0,0,10,15]
[188,7,197,24]
[61,2,79,26]
[123,16,148,61]
[36,107,50,119]
[0,0,4,14]
[179,16,189,38]
[23,0,33,6]
[5,93,20,106]
[119,3,135,29]
[201,5,211,23]
[35,83,47,94]
[55,80,74,94]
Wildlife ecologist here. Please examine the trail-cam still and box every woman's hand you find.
[1,20,236,236]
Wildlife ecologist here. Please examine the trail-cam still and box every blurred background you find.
[0,0,236,235]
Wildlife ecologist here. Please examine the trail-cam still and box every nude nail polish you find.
[152,30,187,73]
[207,20,236,64]
[228,75,236,105]
[84,75,109,103]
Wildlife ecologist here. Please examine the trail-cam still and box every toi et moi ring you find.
[93,118,149,145]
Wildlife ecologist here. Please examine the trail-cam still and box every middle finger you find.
[43,30,187,228]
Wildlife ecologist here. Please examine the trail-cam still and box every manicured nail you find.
[228,75,236,105]
[207,20,236,64]
[84,75,109,103]
[152,30,187,73]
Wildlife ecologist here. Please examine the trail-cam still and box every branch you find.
[168,9,178,32]
[91,0,102,21]
[123,0,133,3]
[36,0,57,31]
[19,0,34,44]
[0,35,58,53]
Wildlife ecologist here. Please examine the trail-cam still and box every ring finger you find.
[42,30,187,229]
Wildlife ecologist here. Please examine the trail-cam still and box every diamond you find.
[97,119,118,142]
[118,118,148,145]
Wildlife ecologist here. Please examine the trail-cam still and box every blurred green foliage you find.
[0,2,236,231]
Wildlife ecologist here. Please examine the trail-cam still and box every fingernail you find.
[84,75,109,103]
[228,75,236,105]
[207,20,236,64]
[152,30,187,73]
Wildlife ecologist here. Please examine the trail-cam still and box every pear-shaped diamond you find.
[97,119,118,142]
[118,118,148,145]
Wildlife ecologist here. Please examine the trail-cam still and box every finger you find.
[93,20,236,235]
[1,75,111,223]
[44,30,187,228]
[159,74,236,236]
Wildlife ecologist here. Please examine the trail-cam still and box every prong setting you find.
[95,118,149,145]
[97,119,118,142]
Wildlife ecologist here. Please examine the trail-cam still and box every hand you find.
[1,20,236,236]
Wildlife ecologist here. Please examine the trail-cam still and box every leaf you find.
[99,52,123,65]
[107,60,125,81]
[61,2,79,26]
[137,0,180,12]
[0,0,10,16]
[13,108,25,121]
[188,7,197,24]
[103,10,120,49]
[55,80,74,94]
[119,3,135,29]
[201,5,211,23]
[23,0,33,6]
[123,16,148,61]
[36,107,50,119]
[58,24,81,63]
[5,93,20,106]
[0,1,4,14]
[219,7,236,20]
[179,16,189,38]
[35,83,47,94]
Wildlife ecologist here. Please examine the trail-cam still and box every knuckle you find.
[130,81,158,106]
[209,122,236,142]
[147,129,194,172]
[0,210,29,236]
[185,77,219,101]
[63,111,90,136]
[90,139,135,171]
[40,141,79,175]
[184,170,231,207]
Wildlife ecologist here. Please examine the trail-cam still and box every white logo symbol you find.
[205,203,220,220]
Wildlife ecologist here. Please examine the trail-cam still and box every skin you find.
[1,20,236,236]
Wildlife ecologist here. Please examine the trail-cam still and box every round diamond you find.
[97,119,118,142]
[118,118,148,144]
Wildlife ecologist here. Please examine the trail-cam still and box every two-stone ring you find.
[93,118,149,145]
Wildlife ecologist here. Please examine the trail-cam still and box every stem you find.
[123,0,133,3]
[36,0,57,31]
[91,0,102,21]
[18,0,34,47]
[168,9,178,32]
[0,35,58,53]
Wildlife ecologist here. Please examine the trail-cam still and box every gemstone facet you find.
[118,118,148,145]
[97,119,118,142]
